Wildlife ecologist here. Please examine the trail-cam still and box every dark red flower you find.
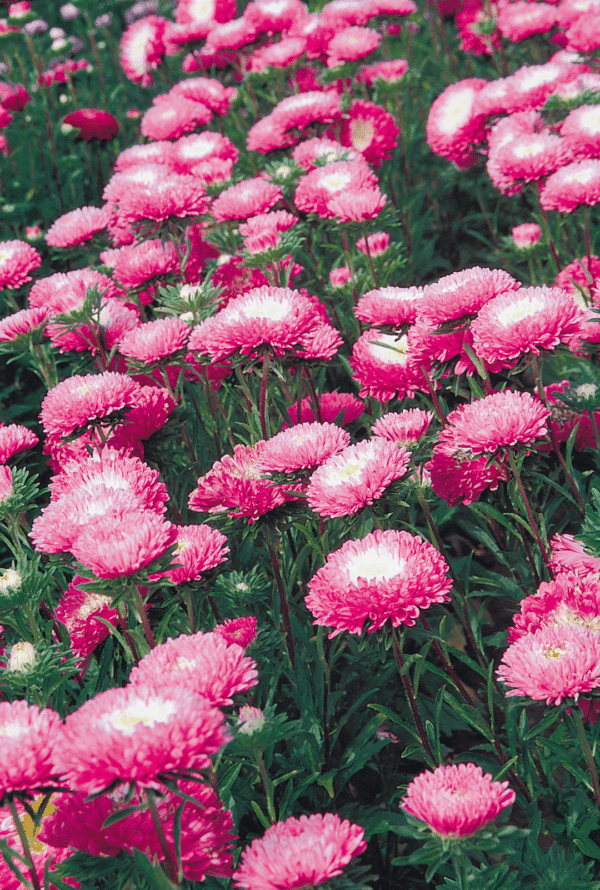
[63,108,120,142]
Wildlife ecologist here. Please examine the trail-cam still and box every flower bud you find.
[8,641,36,672]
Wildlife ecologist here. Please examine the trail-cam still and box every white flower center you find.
[368,333,409,365]
[497,295,544,326]
[438,88,475,135]
[104,698,178,736]
[345,548,406,584]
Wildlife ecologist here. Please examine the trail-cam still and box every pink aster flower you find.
[550,533,600,577]
[141,96,212,141]
[418,267,520,326]
[257,422,350,473]
[243,0,306,34]
[29,267,122,316]
[213,616,258,648]
[188,286,332,362]
[508,571,600,643]
[71,508,176,579]
[560,104,600,161]
[169,78,237,116]
[512,222,542,249]
[203,16,259,51]
[349,329,429,402]
[239,210,298,239]
[502,62,582,115]
[271,90,342,133]
[0,424,38,463]
[327,187,387,223]
[45,206,109,248]
[118,316,190,365]
[497,624,600,705]
[292,137,359,171]
[471,285,585,370]
[0,240,41,290]
[54,684,227,792]
[434,390,550,455]
[114,141,173,172]
[247,37,308,72]
[372,408,434,445]
[306,437,410,518]
[39,372,143,439]
[488,132,570,195]
[129,630,257,706]
[282,392,364,427]
[211,177,282,223]
[163,523,229,584]
[426,78,488,165]
[0,700,61,797]
[234,813,366,890]
[358,58,408,85]
[109,239,180,289]
[456,0,501,56]
[338,100,399,166]
[497,1,557,42]
[356,232,389,256]
[401,763,515,838]
[188,442,289,523]
[321,0,373,28]
[556,255,600,299]
[306,528,452,635]
[0,806,77,890]
[295,160,377,218]
[428,439,509,506]
[0,307,48,343]
[120,14,166,86]
[176,0,237,25]
[117,170,208,225]
[540,159,600,212]
[326,25,381,66]
[54,575,121,663]
[355,286,425,327]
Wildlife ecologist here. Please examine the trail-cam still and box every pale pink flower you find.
[114,141,173,172]
[257,422,350,473]
[497,624,600,704]
[247,37,308,72]
[540,159,600,212]
[306,437,410,518]
[356,232,389,256]
[292,137,359,171]
[46,206,109,248]
[203,16,258,51]
[239,210,298,238]
[489,132,570,195]
[418,267,519,326]
[39,372,143,439]
[326,25,381,65]
[169,132,238,174]
[234,813,366,890]
[0,424,38,463]
[426,78,488,165]
[168,77,236,115]
[120,14,166,86]
[358,58,408,84]
[116,170,208,224]
[28,267,121,315]
[211,177,282,223]
[512,222,541,248]
[0,700,61,797]
[560,104,600,160]
[355,286,425,327]
[327,188,387,223]
[0,240,42,289]
[109,238,180,288]
[371,408,434,445]
[54,684,227,792]
[306,528,452,635]
[497,1,557,41]
[0,307,48,342]
[176,0,237,26]
[401,763,515,837]
[141,96,213,140]
[295,160,377,218]
[243,0,306,34]
[118,316,190,364]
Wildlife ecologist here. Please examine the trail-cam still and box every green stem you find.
[391,627,435,764]
[146,789,180,885]
[256,751,277,822]
[132,586,157,649]
[572,708,600,809]
[267,540,296,669]
[505,446,551,568]
[8,798,40,890]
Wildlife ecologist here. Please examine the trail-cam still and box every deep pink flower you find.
[556,255,600,298]
[371,408,434,445]
[401,763,515,837]
[349,329,429,402]
[489,132,570,195]
[63,109,119,141]
[512,222,541,249]
[0,466,13,502]
[247,37,308,72]
[164,524,229,584]
[120,15,166,86]
[426,78,488,165]
[428,440,509,507]
[540,159,600,212]
[243,0,306,35]
[257,422,350,473]
[118,317,190,364]
[109,239,180,289]
[0,806,76,890]
[358,58,408,84]
[213,616,258,649]
[295,160,377,218]
[306,438,410,518]
[306,528,452,636]
[292,137,359,171]
[129,631,258,706]
[456,0,500,55]
[508,571,600,643]
[338,100,399,166]
[550,533,600,577]
[0,700,61,797]
[39,372,143,439]
[176,0,237,26]
[497,624,600,705]
[54,575,121,663]
[356,232,390,256]
[0,82,31,113]
[54,684,227,792]
[327,187,387,222]
[188,442,290,523]
[46,206,109,248]
[0,424,38,463]
[471,286,585,370]
[168,132,234,175]
[234,813,366,890]
[282,392,364,427]
[0,240,41,290]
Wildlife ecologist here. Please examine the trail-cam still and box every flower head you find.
[46,206,109,248]
[257,422,350,473]
[339,100,399,166]
[63,109,119,141]
[306,528,452,635]
[401,763,515,838]
[233,813,366,890]
[0,240,42,290]
[0,700,61,798]
[39,372,144,439]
